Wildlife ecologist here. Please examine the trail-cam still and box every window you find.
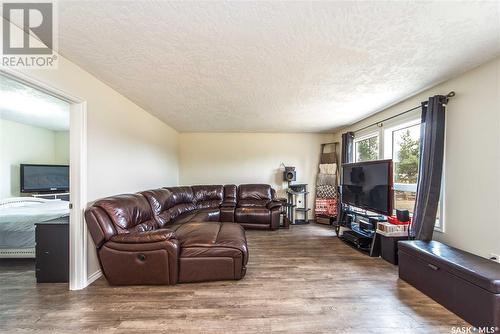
[389,122,420,216]
[354,133,379,162]
[353,115,444,231]
[435,177,445,232]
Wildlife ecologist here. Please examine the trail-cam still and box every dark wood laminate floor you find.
[0,224,467,333]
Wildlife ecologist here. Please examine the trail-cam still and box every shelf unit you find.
[286,184,309,224]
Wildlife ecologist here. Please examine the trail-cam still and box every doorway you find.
[0,70,87,290]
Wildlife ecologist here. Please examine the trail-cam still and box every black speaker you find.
[396,210,410,223]
[284,170,296,182]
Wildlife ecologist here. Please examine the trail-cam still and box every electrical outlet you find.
[489,253,500,263]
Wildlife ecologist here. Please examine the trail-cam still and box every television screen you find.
[21,164,69,193]
[341,160,392,215]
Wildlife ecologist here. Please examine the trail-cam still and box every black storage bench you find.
[398,240,500,328]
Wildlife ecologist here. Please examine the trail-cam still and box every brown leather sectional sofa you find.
[85,184,282,285]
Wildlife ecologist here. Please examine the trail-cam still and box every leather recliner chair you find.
[235,184,282,230]
[85,184,281,285]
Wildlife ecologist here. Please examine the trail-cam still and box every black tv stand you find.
[341,230,373,251]
[335,205,386,256]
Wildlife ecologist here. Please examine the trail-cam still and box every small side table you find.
[35,217,69,283]
[377,231,409,265]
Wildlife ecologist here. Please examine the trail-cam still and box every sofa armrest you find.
[101,230,179,285]
[267,201,282,210]
[221,200,236,208]
[110,229,176,244]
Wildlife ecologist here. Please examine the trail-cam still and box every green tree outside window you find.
[356,136,378,162]
[395,129,420,184]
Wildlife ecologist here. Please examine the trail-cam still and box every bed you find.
[0,197,70,258]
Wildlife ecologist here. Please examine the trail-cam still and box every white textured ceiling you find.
[0,75,70,131]
[57,1,500,133]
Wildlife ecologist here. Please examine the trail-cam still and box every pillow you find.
[319,163,337,175]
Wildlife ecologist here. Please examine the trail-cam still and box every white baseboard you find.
[86,269,102,286]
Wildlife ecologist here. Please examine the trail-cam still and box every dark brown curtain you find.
[341,132,354,164]
[410,95,447,241]
[337,132,354,227]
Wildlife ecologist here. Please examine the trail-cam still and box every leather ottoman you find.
[399,240,500,328]
[174,221,248,283]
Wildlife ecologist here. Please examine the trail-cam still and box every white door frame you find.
[0,68,88,290]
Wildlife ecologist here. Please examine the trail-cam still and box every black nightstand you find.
[35,217,69,283]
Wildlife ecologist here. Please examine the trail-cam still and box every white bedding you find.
[0,198,69,249]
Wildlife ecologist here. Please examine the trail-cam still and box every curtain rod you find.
[352,91,455,134]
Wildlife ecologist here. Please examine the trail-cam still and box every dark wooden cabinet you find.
[35,220,69,283]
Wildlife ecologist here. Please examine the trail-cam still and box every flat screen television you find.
[20,164,69,193]
[341,160,393,215]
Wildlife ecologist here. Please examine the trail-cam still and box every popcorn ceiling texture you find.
[57,1,500,133]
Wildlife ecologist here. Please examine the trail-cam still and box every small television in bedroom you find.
[20,164,69,193]
[341,160,393,216]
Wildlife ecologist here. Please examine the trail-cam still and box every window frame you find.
[352,112,445,232]
[383,118,421,194]
[353,131,380,163]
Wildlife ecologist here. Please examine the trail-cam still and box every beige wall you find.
[179,132,335,213]
[54,131,70,164]
[0,119,69,198]
[3,19,180,279]
[5,17,497,282]
[332,57,500,258]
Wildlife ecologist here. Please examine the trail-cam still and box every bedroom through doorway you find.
[0,74,71,287]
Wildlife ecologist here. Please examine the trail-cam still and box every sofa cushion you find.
[93,194,157,232]
[169,208,219,225]
[170,211,198,225]
[176,222,247,261]
[238,184,272,201]
[176,222,248,283]
[191,208,220,222]
[235,207,270,224]
[238,199,270,207]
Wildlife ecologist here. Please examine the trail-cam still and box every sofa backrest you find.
[85,193,158,248]
[159,186,196,223]
[140,188,174,227]
[85,183,278,248]
[237,184,272,207]
[192,185,224,209]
